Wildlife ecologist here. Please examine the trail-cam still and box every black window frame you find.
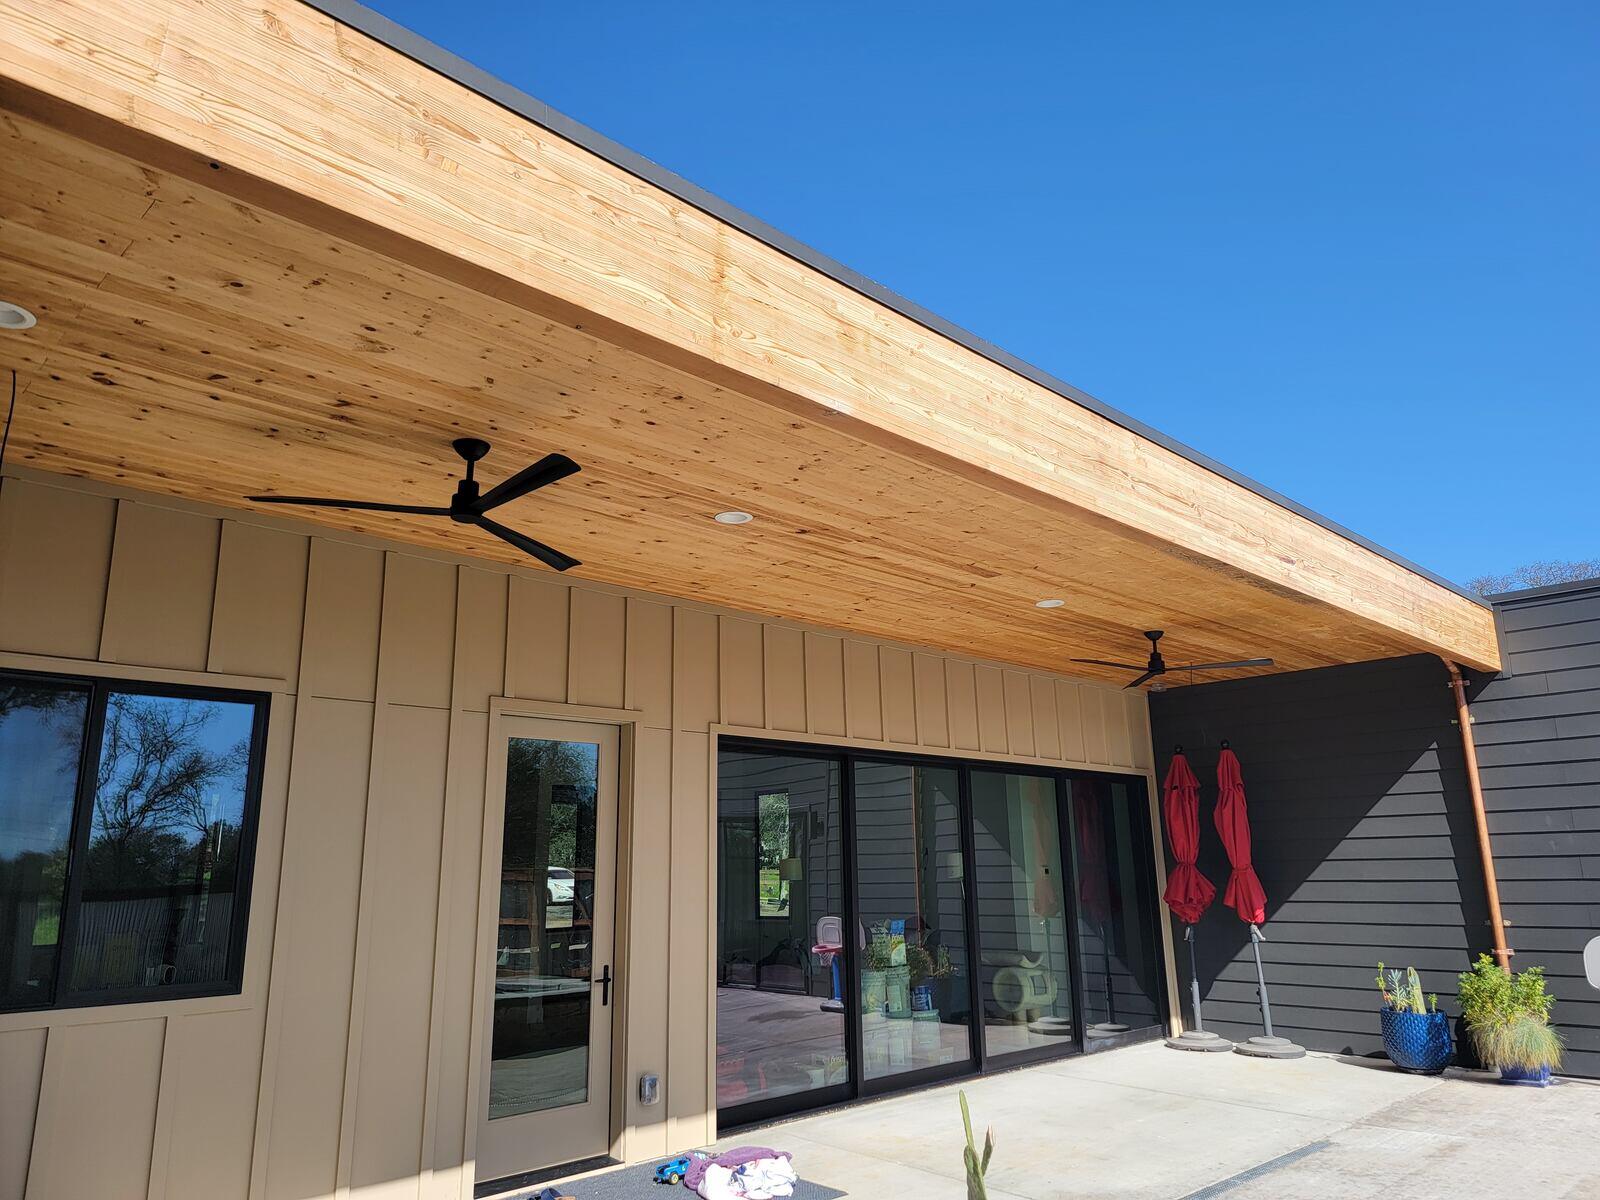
[1,666,271,1014]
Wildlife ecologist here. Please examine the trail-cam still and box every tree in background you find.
[1466,559,1600,598]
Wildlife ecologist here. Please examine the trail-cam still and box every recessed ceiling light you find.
[714,510,754,525]
[0,301,37,331]
[1035,598,1065,609]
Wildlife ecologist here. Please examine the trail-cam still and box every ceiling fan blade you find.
[1070,659,1146,670]
[472,515,581,572]
[247,495,451,516]
[1124,670,1159,690]
[474,453,582,512]
[1183,658,1275,671]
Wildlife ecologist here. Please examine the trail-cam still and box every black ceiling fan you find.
[247,437,582,572]
[1072,630,1273,690]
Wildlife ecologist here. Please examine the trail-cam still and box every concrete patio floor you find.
[721,1042,1600,1199]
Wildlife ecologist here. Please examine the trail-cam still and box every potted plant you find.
[1457,953,1564,1086]
[861,925,893,1016]
[1375,962,1452,1074]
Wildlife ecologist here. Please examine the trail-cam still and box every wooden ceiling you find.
[0,0,1499,683]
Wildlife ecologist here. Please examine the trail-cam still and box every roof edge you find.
[1486,575,1600,605]
[302,0,1482,608]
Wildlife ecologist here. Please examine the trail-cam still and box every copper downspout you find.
[1442,657,1512,969]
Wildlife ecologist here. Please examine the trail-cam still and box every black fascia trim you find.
[299,0,1481,607]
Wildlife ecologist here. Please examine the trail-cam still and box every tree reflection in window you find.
[70,691,255,993]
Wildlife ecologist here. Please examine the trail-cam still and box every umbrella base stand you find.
[1233,1034,1306,1060]
[1087,1022,1132,1039]
[1166,1029,1234,1052]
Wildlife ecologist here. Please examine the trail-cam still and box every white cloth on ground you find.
[697,1154,797,1200]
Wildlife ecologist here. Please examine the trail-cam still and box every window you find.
[0,670,268,1012]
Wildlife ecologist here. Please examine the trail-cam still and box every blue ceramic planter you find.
[1380,1008,1453,1074]
[1499,1062,1553,1087]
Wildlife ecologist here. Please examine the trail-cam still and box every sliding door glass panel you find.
[489,736,599,1119]
[1068,777,1165,1046]
[969,770,1076,1056]
[852,761,971,1080]
[0,679,90,1008]
[69,691,257,996]
[716,751,846,1113]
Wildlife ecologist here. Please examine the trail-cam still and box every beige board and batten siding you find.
[0,468,1164,1200]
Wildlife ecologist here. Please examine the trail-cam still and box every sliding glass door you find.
[969,769,1078,1059]
[852,761,972,1084]
[1066,776,1167,1048]
[715,740,1165,1126]
[715,750,848,1122]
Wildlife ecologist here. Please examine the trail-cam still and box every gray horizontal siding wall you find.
[1150,616,1600,1078]
[1473,579,1600,1078]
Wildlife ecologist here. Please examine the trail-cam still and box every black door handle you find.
[598,964,612,1007]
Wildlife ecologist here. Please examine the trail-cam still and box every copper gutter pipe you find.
[1442,657,1512,970]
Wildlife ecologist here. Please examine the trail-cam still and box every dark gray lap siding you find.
[1150,593,1600,1078]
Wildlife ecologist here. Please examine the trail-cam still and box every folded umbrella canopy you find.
[1161,752,1216,924]
[1213,743,1304,1059]
[1160,751,1229,1051]
[1213,747,1267,925]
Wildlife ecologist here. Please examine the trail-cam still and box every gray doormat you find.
[513,1162,847,1200]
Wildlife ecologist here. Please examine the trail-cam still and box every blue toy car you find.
[653,1151,707,1185]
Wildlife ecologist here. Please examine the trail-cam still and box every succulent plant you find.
[960,1090,994,1200]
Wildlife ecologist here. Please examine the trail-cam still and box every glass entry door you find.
[477,717,618,1182]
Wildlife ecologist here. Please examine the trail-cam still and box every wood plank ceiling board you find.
[0,1,1499,681]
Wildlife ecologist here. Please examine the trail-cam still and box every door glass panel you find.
[853,762,971,1080]
[70,691,257,995]
[716,751,846,1115]
[969,770,1076,1056]
[0,679,90,1008]
[1068,777,1166,1046]
[490,737,599,1120]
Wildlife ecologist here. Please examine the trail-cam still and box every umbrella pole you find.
[1232,924,1306,1058]
[1186,924,1204,1032]
[1249,923,1274,1037]
[1102,919,1117,1025]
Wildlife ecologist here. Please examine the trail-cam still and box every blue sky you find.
[363,1,1596,586]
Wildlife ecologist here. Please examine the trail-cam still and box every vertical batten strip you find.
[331,550,393,1200]
[415,566,481,1200]
[145,1017,178,1200]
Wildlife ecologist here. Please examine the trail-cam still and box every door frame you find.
[464,697,643,1192]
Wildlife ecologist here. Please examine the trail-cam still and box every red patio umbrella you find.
[1213,743,1305,1058]
[1160,752,1215,924]
[1160,751,1228,1051]
[1213,746,1267,925]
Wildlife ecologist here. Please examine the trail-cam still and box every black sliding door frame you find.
[716,736,1165,1128]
